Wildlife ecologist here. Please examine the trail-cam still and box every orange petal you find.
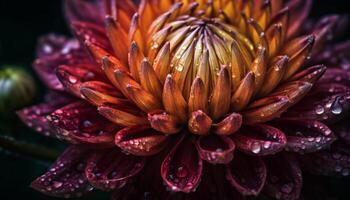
[163,75,188,123]
[98,106,148,127]
[153,42,171,84]
[210,65,231,121]
[258,55,289,96]
[188,77,208,114]
[128,41,145,82]
[139,58,163,99]
[231,71,255,111]
[243,96,290,124]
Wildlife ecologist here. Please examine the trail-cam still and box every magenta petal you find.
[56,64,105,97]
[319,68,350,87]
[161,135,203,193]
[31,146,93,198]
[264,154,302,200]
[71,21,111,51]
[64,0,104,25]
[283,92,350,123]
[115,125,168,156]
[34,34,90,90]
[48,101,119,145]
[271,119,336,153]
[17,91,73,137]
[232,124,287,156]
[311,15,339,55]
[195,135,235,164]
[300,142,350,177]
[286,0,312,38]
[85,148,145,191]
[226,152,266,196]
[314,40,350,66]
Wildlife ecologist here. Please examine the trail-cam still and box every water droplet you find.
[331,97,343,115]
[53,181,63,188]
[251,142,261,154]
[315,105,325,115]
[69,76,78,84]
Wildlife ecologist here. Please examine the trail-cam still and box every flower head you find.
[18,0,350,199]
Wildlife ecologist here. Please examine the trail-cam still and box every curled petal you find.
[148,110,182,135]
[264,154,302,200]
[226,152,266,196]
[161,135,203,193]
[272,81,313,104]
[242,96,290,124]
[48,101,119,145]
[232,124,286,156]
[80,81,128,106]
[301,142,350,177]
[31,146,92,198]
[212,112,242,136]
[56,64,105,97]
[289,65,326,83]
[188,77,208,114]
[115,125,168,156]
[271,119,336,153]
[98,105,148,127]
[17,92,73,137]
[85,149,145,191]
[188,110,212,135]
[196,135,235,164]
[283,93,350,123]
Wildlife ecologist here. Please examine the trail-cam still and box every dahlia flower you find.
[18,0,350,199]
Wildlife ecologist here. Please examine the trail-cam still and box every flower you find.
[18,0,350,199]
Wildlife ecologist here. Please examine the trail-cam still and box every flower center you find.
[148,15,254,98]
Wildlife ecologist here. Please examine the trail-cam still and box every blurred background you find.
[0,0,350,199]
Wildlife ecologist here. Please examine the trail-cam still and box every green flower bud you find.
[0,66,36,115]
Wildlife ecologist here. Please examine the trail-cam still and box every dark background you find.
[0,0,350,200]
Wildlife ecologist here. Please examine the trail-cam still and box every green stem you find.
[0,135,60,161]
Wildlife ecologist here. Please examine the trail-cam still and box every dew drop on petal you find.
[176,165,188,178]
[315,105,325,115]
[251,142,261,154]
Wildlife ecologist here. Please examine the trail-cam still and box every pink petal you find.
[31,146,93,198]
[34,34,90,90]
[286,0,312,38]
[195,135,235,164]
[300,142,350,177]
[270,119,336,153]
[161,135,203,193]
[232,124,287,156]
[318,68,350,87]
[115,125,168,156]
[48,101,119,145]
[85,149,145,191]
[263,154,302,200]
[64,0,104,25]
[226,152,266,196]
[17,91,73,137]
